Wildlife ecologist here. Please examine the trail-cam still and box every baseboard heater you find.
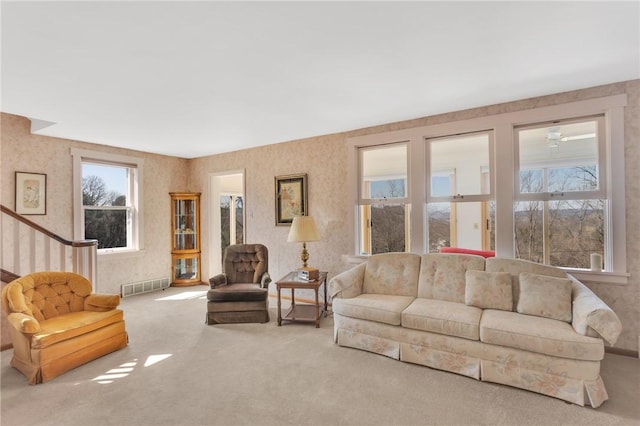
[121,277,171,298]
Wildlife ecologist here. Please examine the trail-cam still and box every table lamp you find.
[287,216,321,280]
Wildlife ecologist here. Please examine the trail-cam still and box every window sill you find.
[344,255,369,264]
[563,268,630,285]
[98,249,146,261]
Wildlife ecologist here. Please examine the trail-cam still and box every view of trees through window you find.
[516,118,604,269]
[359,144,408,255]
[220,195,243,255]
[368,179,406,253]
[370,204,406,253]
[359,117,604,269]
[515,166,604,269]
[82,164,129,249]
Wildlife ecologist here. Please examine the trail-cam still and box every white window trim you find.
[426,130,495,203]
[358,142,410,204]
[71,148,145,255]
[513,115,606,202]
[346,94,628,284]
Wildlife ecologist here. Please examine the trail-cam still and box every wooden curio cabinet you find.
[170,192,202,286]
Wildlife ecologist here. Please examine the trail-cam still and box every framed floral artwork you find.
[15,171,47,215]
[275,173,307,225]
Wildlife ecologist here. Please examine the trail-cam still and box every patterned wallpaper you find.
[190,80,640,351]
[2,79,638,351]
[1,113,189,294]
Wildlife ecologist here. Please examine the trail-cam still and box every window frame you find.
[425,131,495,253]
[513,115,606,203]
[346,94,628,284]
[512,116,607,270]
[357,142,410,255]
[426,130,495,204]
[71,148,145,255]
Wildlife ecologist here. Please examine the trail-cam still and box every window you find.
[426,132,494,253]
[514,116,605,269]
[347,94,627,283]
[358,143,409,255]
[72,149,144,253]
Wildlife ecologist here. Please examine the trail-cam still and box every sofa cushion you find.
[31,309,125,349]
[485,258,568,311]
[363,253,421,296]
[480,310,604,361]
[517,273,572,322]
[332,294,415,326]
[418,254,486,303]
[402,299,482,341]
[465,270,512,311]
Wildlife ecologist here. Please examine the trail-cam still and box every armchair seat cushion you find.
[207,283,268,302]
[32,310,124,349]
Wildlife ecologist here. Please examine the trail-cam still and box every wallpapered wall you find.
[1,80,638,351]
[1,114,190,293]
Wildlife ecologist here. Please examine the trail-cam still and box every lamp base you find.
[297,267,319,281]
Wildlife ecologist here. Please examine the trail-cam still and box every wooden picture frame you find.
[15,171,47,215]
[275,173,307,226]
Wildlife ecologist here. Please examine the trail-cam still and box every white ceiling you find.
[2,1,639,159]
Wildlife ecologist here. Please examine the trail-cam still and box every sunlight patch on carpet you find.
[90,354,173,384]
[155,290,207,301]
[144,354,172,367]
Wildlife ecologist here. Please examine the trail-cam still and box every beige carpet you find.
[1,286,639,426]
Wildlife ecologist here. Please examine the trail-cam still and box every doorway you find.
[209,170,245,277]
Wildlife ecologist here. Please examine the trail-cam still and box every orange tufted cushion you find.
[6,272,93,321]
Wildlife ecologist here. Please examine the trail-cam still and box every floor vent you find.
[121,277,171,298]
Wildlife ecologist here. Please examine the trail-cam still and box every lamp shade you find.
[287,216,320,243]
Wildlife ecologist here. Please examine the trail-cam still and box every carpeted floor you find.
[1,286,639,426]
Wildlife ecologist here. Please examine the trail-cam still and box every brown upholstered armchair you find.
[206,244,271,325]
[1,271,128,384]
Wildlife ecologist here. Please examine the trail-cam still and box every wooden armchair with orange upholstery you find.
[1,271,128,384]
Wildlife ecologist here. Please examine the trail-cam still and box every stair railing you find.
[1,205,98,287]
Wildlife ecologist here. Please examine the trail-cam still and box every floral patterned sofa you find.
[329,253,622,408]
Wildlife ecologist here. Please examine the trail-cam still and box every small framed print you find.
[15,172,46,215]
[275,173,307,226]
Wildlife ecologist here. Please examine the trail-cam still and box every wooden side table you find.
[276,271,328,328]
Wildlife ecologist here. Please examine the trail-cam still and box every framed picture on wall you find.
[275,173,307,225]
[15,171,47,215]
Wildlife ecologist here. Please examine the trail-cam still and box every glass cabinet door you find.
[172,254,200,283]
[171,195,200,252]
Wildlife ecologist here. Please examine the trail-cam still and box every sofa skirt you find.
[11,321,128,385]
[333,313,608,407]
[206,310,269,325]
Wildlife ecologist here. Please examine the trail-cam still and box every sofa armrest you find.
[569,275,622,346]
[85,294,121,312]
[261,272,272,289]
[209,274,227,288]
[329,262,366,299]
[7,312,41,334]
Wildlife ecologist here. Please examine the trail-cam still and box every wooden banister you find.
[1,269,20,283]
[1,204,98,288]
